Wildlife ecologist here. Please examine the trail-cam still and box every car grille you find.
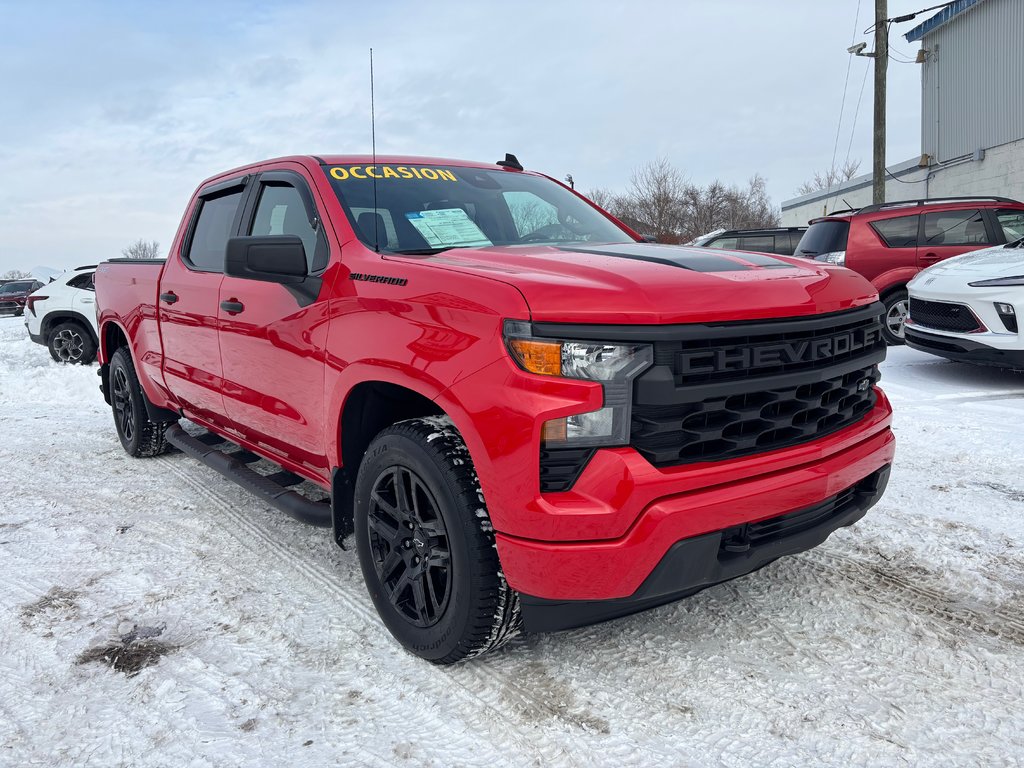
[630,303,886,468]
[0,301,20,311]
[909,298,983,333]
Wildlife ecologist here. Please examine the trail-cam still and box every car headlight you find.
[814,251,846,265]
[503,320,653,447]
[968,275,1024,287]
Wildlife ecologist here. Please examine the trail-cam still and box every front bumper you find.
[496,396,894,608]
[520,464,890,632]
[906,327,1024,369]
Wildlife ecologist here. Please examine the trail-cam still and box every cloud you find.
[0,0,925,272]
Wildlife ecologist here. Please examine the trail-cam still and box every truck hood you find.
[915,243,1024,277]
[393,242,878,324]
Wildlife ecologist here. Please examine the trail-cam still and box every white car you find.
[906,239,1024,369]
[24,265,100,364]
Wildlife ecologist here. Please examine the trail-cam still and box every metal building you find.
[781,0,1024,225]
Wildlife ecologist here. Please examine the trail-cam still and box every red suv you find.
[794,196,1024,344]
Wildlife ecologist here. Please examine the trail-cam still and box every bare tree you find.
[617,159,689,243]
[582,187,619,213]
[796,159,862,195]
[2,269,31,279]
[122,239,161,259]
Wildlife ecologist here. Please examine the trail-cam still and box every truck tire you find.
[47,321,97,364]
[109,347,169,458]
[882,289,908,346]
[354,416,521,663]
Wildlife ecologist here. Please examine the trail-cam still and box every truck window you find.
[870,215,920,248]
[738,235,774,253]
[250,184,323,271]
[185,190,244,271]
[503,191,559,238]
[707,237,738,250]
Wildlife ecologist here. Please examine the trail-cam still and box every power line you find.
[830,0,863,173]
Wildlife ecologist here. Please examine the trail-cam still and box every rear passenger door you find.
[217,169,332,477]
[866,214,920,280]
[918,209,996,268]
[159,177,248,427]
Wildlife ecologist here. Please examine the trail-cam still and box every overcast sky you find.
[0,0,932,273]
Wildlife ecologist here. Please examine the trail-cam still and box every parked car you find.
[0,279,44,316]
[905,237,1024,369]
[689,227,807,256]
[793,196,1024,345]
[24,265,100,364]
[95,153,894,662]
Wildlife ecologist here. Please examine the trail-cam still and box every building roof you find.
[905,0,986,42]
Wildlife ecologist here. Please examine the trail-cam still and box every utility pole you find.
[872,0,888,204]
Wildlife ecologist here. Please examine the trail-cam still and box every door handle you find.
[80,297,95,304]
[220,299,244,314]
[160,292,179,304]
[920,252,941,264]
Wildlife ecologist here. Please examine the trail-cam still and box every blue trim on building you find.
[905,0,984,42]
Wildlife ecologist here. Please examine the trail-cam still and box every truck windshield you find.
[323,163,635,254]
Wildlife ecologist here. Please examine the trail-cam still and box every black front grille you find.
[909,298,983,333]
[630,304,886,468]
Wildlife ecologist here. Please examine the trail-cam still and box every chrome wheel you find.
[52,328,85,363]
[886,299,908,340]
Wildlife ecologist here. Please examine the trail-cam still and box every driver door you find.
[217,169,333,478]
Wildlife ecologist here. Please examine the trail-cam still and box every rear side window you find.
[993,209,1024,243]
[737,235,774,253]
[67,272,95,291]
[870,215,920,248]
[185,190,244,271]
[921,209,990,247]
[794,221,849,257]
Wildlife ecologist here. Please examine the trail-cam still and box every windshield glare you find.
[323,164,634,253]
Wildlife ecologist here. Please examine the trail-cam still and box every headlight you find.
[503,320,652,447]
[814,250,846,265]
[968,275,1024,287]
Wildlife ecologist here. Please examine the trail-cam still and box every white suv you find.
[906,239,1024,370]
[25,266,100,364]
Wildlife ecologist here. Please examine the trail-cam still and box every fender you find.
[872,267,919,296]
[39,310,99,343]
[99,319,178,416]
[326,359,486,469]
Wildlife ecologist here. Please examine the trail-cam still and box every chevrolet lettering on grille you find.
[678,326,883,375]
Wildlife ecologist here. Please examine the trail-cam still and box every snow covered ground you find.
[1,314,1023,767]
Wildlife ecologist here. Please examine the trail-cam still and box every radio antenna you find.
[370,47,380,253]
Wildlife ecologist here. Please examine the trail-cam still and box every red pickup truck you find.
[95,154,895,663]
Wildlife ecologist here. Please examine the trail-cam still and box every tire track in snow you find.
[803,548,1024,648]
[154,454,602,766]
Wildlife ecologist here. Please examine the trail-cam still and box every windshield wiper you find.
[387,247,453,256]
[1004,236,1024,248]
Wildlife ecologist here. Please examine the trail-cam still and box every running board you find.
[164,424,332,528]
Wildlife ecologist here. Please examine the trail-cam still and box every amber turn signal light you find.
[508,338,562,376]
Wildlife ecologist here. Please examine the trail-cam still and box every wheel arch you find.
[332,379,447,545]
[41,310,99,344]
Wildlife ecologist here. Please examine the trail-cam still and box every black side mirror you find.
[225,236,307,284]
[641,235,658,243]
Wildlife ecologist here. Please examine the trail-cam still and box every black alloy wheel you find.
[108,346,169,457]
[354,417,521,663]
[366,465,452,627]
